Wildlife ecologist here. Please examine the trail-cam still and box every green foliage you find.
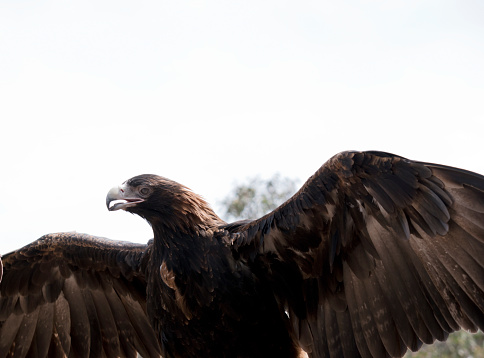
[405,330,484,358]
[220,173,298,221]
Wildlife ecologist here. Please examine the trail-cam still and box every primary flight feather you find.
[2,150,484,357]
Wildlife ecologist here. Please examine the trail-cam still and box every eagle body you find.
[126,175,299,357]
[146,227,298,357]
[2,150,484,358]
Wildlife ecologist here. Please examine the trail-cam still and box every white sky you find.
[1,1,484,254]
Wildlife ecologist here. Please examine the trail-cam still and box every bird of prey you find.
[1,150,484,358]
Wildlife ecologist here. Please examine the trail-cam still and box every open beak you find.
[106,184,145,211]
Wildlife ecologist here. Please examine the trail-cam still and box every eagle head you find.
[106,174,222,231]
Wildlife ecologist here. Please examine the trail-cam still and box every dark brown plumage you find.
[2,150,484,357]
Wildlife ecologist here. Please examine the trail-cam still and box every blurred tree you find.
[220,173,299,221]
[221,174,484,357]
[405,330,484,358]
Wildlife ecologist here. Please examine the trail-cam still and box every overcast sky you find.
[1,1,483,254]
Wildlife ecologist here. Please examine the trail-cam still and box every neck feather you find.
[149,191,224,248]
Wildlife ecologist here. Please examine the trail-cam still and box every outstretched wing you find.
[0,232,161,358]
[232,151,484,358]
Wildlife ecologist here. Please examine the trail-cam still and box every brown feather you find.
[233,151,484,357]
[3,151,484,358]
[0,233,160,357]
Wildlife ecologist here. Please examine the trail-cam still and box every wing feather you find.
[90,289,122,357]
[324,303,350,357]
[334,305,360,358]
[361,267,407,357]
[0,232,161,358]
[233,151,484,357]
[111,277,161,358]
[0,310,23,356]
[101,282,139,357]
[343,269,373,358]
[64,274,94,358]
[346,265,390,358]
[34,302,54,358]
[13,307,39,358]
[54,293,72,355]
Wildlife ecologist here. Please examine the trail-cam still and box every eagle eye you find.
[139,186,151,197]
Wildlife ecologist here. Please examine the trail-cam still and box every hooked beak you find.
[106,184,145,211]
